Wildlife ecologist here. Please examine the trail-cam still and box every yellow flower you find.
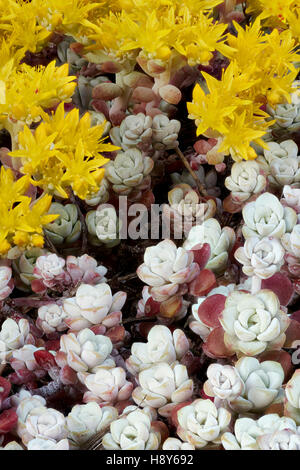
[59,139,108,199]
[1,61,76,125]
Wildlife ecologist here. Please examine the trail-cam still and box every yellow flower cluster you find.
[9,103,118,200]
[246,0,300,40]
[80,0,231,67]
[187,18,299,161]
[0,167,58,256]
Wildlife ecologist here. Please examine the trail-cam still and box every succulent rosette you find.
[137,239,200,302]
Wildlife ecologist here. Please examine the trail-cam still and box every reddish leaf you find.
[197,294,226,327]
[90,324,106,335]
[34,350,56,370]
[44,339,60,351]
[137,322,157,338]
[190,243,211,270]
[257,350,293,383]
[0,409,17,433]
[180,351,202,375]
[223,194,243,214]
[261,273,294,306]
[152,421,169,443]
[202,327,234,358]
[284,319,300,348]
[144,297,161,317]
[290,310,300,323]
[189,269,217,297]
[159,295,182,319]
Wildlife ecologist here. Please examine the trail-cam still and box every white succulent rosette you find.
[183,218,236,274]
[267,81,300,134]
[27,438,70,450]
[12,344,44,372]
[225,160,266,203]
[25,407,68,443]
[78,367,133,405]
[0,318,32,363]
[12,248,47,290]
[268,156,300,187]
[132,362,193,417]
[84,178,110,206]
[203,363,244,401]
[221,414,298,450]
[63,283,126,331]
[242,192,297,239]
[176,399,231,449]
[220,290,290,356]
[44,203,81,245]
[137,239,200,302]
[285,370,300,425]
[259,140,298,166]
[126,325,189,376]
[162,438,195,450]
[163,184,216,235]
[86,204,121,247]
[37,303,67,335]
[105,148,153,196]
[234,236,285,279]
[282,224,300,258]
[189,284,236,340]
[16,394,47,444]
[34,253,65,279]
[226,357,284,412]
[59,329,115,373]
[110,113,153,150]
[67,403,118,446]
[151,115,181,150]
[102,406,162,450]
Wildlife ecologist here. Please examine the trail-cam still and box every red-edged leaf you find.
[0,377,11,405]
[199,388,215,402]
[257,350,294,383]
[197,294,226,327]
[284,319,300,348]
[190,243,211,270]
[261,273,294,306]
[34,350,56,370]
[189,269,217,296]
[8,370,35,385]
[0,409,17,433]
[202,327,234,358]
